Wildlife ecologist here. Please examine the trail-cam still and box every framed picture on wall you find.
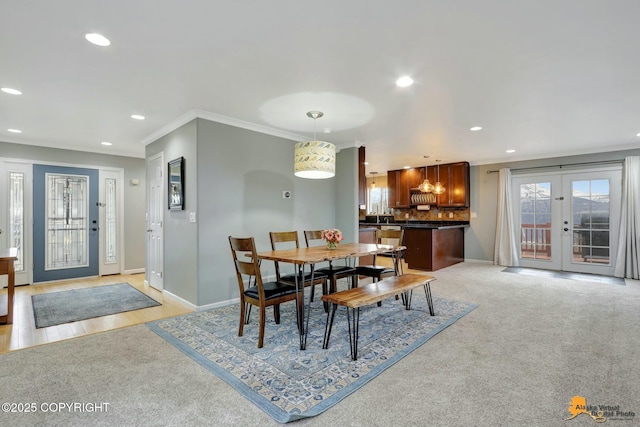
[168,157,184,210]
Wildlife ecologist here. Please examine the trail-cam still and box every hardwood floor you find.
[0,274,193,354]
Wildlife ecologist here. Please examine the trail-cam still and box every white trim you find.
[124,268,145,275]
[195,298,240,312]
[463,258,494,264]
[139,108,308,146]
[2,135,144,158]
[161,289,198,310]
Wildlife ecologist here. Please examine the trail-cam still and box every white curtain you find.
[614,156,640,279]
[494,168,519,266]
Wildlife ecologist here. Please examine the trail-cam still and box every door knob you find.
[91,227,99,231]
[563,228,569,232]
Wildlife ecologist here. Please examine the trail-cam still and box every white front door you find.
[0,161,33,285]
[512,167,622,275]
[146,153,164,291]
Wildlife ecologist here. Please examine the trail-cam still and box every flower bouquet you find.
[321,228,343,250]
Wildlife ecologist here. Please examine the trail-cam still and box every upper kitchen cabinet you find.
[387,167,424,208]
[436,161,470,207]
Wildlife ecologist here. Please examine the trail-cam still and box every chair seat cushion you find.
[279,271,327,284]
[356,265,395,278]
[316,265,357,278]
[244,281,300,300]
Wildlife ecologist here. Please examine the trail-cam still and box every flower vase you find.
[326,241,336,250]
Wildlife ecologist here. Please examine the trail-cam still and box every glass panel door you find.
[512,167,621,275]
[512,175,562,270]
[562,171,620,275]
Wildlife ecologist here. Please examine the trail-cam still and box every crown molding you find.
[1,135,145,158]
[139,108,309,146]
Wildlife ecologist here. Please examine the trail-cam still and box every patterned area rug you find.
[32,283,161,328]
[148,293,477,423]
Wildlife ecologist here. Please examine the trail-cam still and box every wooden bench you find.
[320,273,436,360]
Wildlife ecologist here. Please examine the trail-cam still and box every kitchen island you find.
[359,220,468,271]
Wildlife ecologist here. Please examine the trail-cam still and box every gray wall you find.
[335,146,359,243]
[145,120,199,303]
[146,118,346,307]
[0,141,146,271]
[465,147,640,262]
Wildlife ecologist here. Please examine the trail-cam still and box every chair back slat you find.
[269,231,300,280]
[228,236,265,300]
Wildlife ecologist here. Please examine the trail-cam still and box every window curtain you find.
[614,156,640,279]
[494,168,519,266]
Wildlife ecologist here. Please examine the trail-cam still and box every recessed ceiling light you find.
[396,76,414,88]
[506,149,516,153]
[403,165,411,169]
[470,126,482,131]
[637,132,640,137]
[131,114,145,120]
[8,128,22,133]
[1,87,22,95]
[363,161,369,165]
[85,33,111,47]
[101,141,112,146]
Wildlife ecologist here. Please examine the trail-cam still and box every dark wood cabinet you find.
[403,227,465,271]
[387,168,424,208]
[358,147,366,207]
[436,161,470,207]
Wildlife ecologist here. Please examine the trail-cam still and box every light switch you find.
[189,211,197,223]
[449,212,454,218]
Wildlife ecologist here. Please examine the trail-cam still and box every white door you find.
[146,153,164,290]
[98,169,123,276]
[512,166,621,275]
[0,161,33,285]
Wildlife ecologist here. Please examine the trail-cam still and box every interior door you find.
[146,153,164,291]
[33,164,99,282]
[512,167,621,275]
[0,161,33,285]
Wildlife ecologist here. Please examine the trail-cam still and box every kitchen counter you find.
[359,220,469,230]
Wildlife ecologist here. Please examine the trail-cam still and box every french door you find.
[512,167,621,276]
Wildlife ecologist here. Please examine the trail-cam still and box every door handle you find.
[91,227,99,231]
[563,228,569,232]
[146,229,153,232]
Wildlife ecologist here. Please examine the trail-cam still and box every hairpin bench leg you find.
[346,307,360,361]
[423,281,434,316]
[323,303,338,349]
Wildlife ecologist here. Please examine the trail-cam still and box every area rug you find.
[32,283,161,328]
[148,294,477,423]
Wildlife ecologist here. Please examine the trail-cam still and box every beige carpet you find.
[1,262,638,426]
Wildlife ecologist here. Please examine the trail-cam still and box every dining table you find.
[255,242,405,350]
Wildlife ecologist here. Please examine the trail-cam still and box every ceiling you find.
[2,1,640,175]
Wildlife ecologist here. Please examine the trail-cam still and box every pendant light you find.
[433,163,446,195]
[294,111,336,179]
[370,171,378,188]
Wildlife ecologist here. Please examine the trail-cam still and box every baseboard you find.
[196,298,240,311]
[463,258,494,264]
[161,290,197,310]
[124,268,145,275]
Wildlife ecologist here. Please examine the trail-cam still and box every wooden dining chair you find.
[303,230,358,295]
[356,228,405,282]
[269,231,328,303]
[356,228,404,305]
[229,236,302,348]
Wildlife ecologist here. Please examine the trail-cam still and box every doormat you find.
[502,267,625,286]
[148,295,477,423]
[32,283,161,328]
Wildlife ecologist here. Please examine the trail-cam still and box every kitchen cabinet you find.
[358,147,366,207]
[387,167,424,208]
[435,161,470,207]
[403,227,465,271]
[358,226,376,265]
